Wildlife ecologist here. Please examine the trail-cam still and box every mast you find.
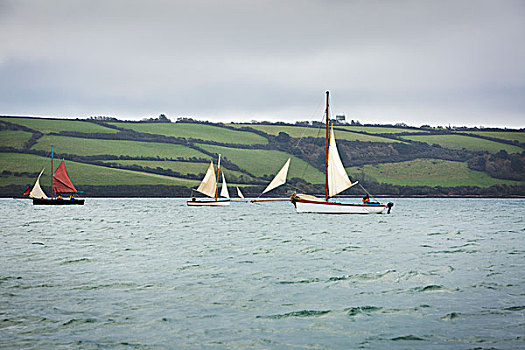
[325,91,330,201]
[215,154,221,201]
[51,145,54,197]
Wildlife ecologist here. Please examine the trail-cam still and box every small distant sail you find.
[327,127,357,197]
[220,173,230,199]
[29,169,49,199]
[22,185,31,196]
[236,186,245,199]
[196,161,217,198]
[53,160,77,193]
[262,158,291,194]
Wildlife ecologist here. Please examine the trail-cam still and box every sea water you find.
[0,198,523,349]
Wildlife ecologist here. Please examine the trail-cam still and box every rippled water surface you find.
[1,198,524,349]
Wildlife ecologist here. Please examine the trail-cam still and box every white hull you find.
[187,200,230,207]
[294,199,386,214]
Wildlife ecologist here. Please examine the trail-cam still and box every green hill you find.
[196,143,324,183]
[0,130,33,149]
[101,160,258,183]
[0,116,117,134]
[347,159,521,187]
[110,122,268,145]
[400,134,523,153]
[463,131,525,144]
[0,153,199,187]
[229,124,403,143]
[32,135,207,159]
[1,116,523,197]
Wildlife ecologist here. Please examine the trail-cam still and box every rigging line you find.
[297,122,324,186]
[291,104,324,150]
[296,103,329,192]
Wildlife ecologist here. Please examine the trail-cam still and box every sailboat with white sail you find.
[290,91,393,214]
[236,186,245,199]
[187,154,230,206]
[251,158,291,202]
[230,186,248,202]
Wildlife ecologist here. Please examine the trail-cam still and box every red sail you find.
[22,185,31,196]
[52,160,77,193]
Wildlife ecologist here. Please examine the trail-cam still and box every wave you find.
[70,281,138,291]
[391,335,425,341]
[503,306,525,311]
[61,318,97,327]
[440,312,461,321]
[428,249,479,254]
[60,257,92,265]
[411,285,450,292]
[346,306,382,316]
[329,269,398,282]
[258,309,332,319]
[278,278,320,285]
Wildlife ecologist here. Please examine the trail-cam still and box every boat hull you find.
[186,200,230,207]
[33,198,85,205]
[294,199,386,214]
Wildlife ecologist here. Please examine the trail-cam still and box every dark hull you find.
[33,198,85,205]
[13,196,30,199]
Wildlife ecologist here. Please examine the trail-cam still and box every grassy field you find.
[462,131,525,144]
[337,126,429,134]
[228,124,402,143]
[108,122,268,145]
[347,159,521,187]
[0,153,199,187]
[33,135,209,159]
[401,134,523,153]
[0,130,33,149]
[101,160,258,182]
[1,117,117,134]
[197,144,324,184]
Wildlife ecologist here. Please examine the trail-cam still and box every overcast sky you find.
[1,0,524,127]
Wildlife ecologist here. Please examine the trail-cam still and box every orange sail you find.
[21,185,31,196]
[52,160,77,193]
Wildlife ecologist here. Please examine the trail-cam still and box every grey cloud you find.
[0,0,524,127]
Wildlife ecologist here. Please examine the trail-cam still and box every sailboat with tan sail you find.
[290,91,393,214]
[187,154,230,206]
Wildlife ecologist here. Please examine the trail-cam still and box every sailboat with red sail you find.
[33,147,84,205]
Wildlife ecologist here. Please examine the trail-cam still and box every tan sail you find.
[220,173,230,199]
[29,169,49,199]
[327,126,357,197]
[262,158,290,194]
[196,161,217,198]
[236,186,245,199]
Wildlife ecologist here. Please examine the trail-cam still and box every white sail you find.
[220,173,230,199]
[262,158,291,194]
[327,127,357,197]
[196,161,217,198]
[236,186,245,199]
[29,169,49,199]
